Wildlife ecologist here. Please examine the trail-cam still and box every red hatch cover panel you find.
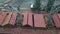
[28,13,33,27]
[22,12,28,26]
[2,12,12,26]
[20,29,34,34]
[0,12,8,25]
[9,12,17,25]
[34,14,46,28]
[53,14,60,28]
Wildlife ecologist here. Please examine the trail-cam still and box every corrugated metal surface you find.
[34,14,46,28]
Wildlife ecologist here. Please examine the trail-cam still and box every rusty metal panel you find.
[1,12,12,26]
[0,12,8,25]
[52,14,60,28]
[20,29,34,34]
[22,12,28,26]
[34,14,46,28]
[9,12,17,25]
[28,13,33,27]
